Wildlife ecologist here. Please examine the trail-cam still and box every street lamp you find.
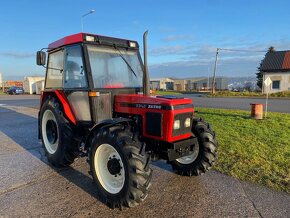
[81,9,95,32]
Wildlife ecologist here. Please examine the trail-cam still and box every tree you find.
[256,46,275,90]
[244,81,254,91]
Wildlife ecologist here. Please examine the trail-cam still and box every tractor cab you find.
[37,33,146,124]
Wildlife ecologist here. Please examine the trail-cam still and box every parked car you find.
[7,86,24,95]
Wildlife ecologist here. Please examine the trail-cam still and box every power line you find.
[218,48,266,53]
[211,47,267,94]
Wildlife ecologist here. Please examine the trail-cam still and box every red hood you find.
[115,94,192,107]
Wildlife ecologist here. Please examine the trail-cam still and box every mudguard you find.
[84,117,132,148]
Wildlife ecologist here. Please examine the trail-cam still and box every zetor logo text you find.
[136,104,162,110]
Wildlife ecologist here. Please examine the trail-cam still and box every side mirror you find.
[36,51,46,66]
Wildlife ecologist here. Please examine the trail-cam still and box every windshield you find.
[87,45,143,88]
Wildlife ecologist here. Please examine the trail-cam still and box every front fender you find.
[84,117,132,148]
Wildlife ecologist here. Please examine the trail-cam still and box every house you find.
[23,76,45,94]
[35,80,45,94]
[5,80,23,87]
[190,77,228,91]
[150,78,174,90]
[260,50,290,93]
[0,73,3,88]
[173,79,190,91]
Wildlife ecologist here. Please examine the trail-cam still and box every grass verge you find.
[155,90,182,95]
[196,107,290,193]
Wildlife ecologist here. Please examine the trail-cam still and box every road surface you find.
[0,95,289,217]
[183,95,290,113]
[1,94,289,113]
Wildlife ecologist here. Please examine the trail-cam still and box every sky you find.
[1,0,290,80]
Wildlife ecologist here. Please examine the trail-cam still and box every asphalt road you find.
[0,95,289,217]
[183,94,290,113]
[1,94,289,113]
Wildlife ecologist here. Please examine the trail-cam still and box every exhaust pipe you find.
[143,30,150,96]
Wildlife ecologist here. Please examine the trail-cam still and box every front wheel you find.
[170,118,218,176]
[89,125,152,208]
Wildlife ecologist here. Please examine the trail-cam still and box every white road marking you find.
[0,104,38,118]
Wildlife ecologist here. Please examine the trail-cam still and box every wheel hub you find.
[107,158,122,175]
[46,120,58,144]
[94,143,125,194]
[176,144,199,164]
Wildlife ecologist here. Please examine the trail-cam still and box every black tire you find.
[170,117,218,176]
[40,96,79,167]
[89,124,152,209]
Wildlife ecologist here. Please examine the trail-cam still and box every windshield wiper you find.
[114,45,137,78]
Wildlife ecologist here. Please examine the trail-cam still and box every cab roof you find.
[48,33,139,51]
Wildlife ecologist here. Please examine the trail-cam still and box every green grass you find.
[0,92,7,95]
[196,107,290,193]
[155,90,182,95]
[208,90,290,98]
[270,91,290,97]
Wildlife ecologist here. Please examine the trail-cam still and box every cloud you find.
[150,45,189,56]
[149,56,261,78]
[148,37,290,78]
[158,27,176,33]
[162,34,195,42]
[0,52,35,58]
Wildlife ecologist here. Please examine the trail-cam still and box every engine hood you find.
[115,94,193,110]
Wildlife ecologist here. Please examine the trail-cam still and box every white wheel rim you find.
[42,110,59,154]
[94,143,125,194]
[176,145,199,164]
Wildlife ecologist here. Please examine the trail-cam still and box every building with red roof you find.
[260,50,290,93]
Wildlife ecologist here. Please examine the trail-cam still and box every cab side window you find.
[64,45,87,88]
[46,50,64,88]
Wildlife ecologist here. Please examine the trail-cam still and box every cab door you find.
[63,45,91,122]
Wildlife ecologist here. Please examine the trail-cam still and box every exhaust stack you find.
[143,31,150,96]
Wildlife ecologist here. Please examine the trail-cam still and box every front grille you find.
[146,112,162,137]
[172,113,192,136]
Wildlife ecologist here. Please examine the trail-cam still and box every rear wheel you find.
[170,118,218,176]
[89,125,152,208]
[40,96,79,167]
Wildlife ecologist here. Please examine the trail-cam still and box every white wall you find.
[263,72,290,93]
[36,80,45,94]
[150,78,174,90]
[23,77,45,94]
[0,73,2,87]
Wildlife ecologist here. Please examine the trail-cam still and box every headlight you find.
[85,35,95,42]
[129,41,137,48]
[173,120,180,130]
[184,118,191,127]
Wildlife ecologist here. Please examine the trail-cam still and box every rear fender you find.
[39,90,77,139]
[54,90,77,125]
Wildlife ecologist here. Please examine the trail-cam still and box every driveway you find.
[0,96,289,217]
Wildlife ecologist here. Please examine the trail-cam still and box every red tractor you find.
[36,32,218,208]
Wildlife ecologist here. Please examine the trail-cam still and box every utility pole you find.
[212,48,219,94]
[207,66,210,91]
